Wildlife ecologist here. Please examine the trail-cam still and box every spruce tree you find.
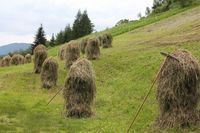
[55,30,65,45]
[81,10,94,35]
[63,24,72,43]
[72,10,94,39]
[72,10,82,39]
[49,34,55,47]
[32,24,46,52]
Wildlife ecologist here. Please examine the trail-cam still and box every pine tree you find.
[49,34,55,47]
[32,24,46,52]
[72,10,82,39]
[72,10,94,39]
[81,10,94,35]
[55,30,65,45]
[63,24,72,43]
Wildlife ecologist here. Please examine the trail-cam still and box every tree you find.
[55,30,65,45]
[72,10,94,39]
[63,24,73,43]
[72,10,82,38]
[145,7,151,16]
[32,24,46,52]
[80,10,94,35]
[49,34,55,47]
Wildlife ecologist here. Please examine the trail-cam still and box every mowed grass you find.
[1,6,200,133]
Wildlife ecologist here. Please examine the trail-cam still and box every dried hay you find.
[64,40,80,69]
[85,38,100,60]
[63,58,96,118]
[25,54,32,63]
[11,54,25,65]
[34,44,47,73]
[41,57,58,89]
[156,49,200,128]
[102,33,113,48]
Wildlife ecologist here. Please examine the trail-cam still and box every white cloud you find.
[0,0,153,46]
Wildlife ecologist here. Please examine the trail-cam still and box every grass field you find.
[1,5,200,133]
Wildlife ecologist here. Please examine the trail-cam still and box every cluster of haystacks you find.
[58,44,66,60]
[64,41,80,69]
[102,33,113,48]
[79,38,88,54]
[34,44,47,73]
[63,58,96,118]
[1,55,11,67]
[156,49,200,128]
[41,57,58,89]
[85,38,100,60]
[25,54,32,63]
[11,54,25,65]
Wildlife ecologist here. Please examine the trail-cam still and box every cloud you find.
[0,0,153,46]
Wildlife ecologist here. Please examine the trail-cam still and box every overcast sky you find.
[0,0,153,46]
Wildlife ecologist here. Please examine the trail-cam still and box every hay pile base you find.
[25,54,32,63]
[63,59,96,118]
[102,33,113,48]
[79,38,88,54]
[85,38,100,60]
[34,45,47,73]
[41,57,58,89]
[156,49,200,128]
[1,55,11,67]
[11,54,25,65]
[64,41,80,69]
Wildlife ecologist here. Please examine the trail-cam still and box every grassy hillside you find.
[1,5,200,133]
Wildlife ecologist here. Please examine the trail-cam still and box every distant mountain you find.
[0,43,32,56]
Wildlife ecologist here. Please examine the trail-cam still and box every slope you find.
[1,5,200,133]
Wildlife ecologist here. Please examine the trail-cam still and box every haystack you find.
[11,54,25,65]
[102,33,113,48]
[64,40,80,69]
[156,49,200,128]
[34,44,47,73]
[1,55,11,67]
[25,54,32,63]
[98,35,103,46]
[85,38,100,60]
[79,38,88,54]
[41,57,58,89]
[63,58,96,118]
[58,44,66,60]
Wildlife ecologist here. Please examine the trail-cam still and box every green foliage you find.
[8,47,32,57]
[72,10,94,39]
[49,34,55,47]
[63,24,72,43]
[55,30,65,45]
[32,24,47,52]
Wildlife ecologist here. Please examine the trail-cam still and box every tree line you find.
[31,10,94,52]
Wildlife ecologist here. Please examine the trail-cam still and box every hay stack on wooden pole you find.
[79,38,88,54]
[41,57,58,89]
[64,40,80,69]
[1,55,11,67]
[156,49,200,128]
[34,44,47,74]
[11,54,25,65]
[58,44,66,60]
[63,58,96,118]
[25,54,32,63]
[102,33,113,48]
[85,38,100,60]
